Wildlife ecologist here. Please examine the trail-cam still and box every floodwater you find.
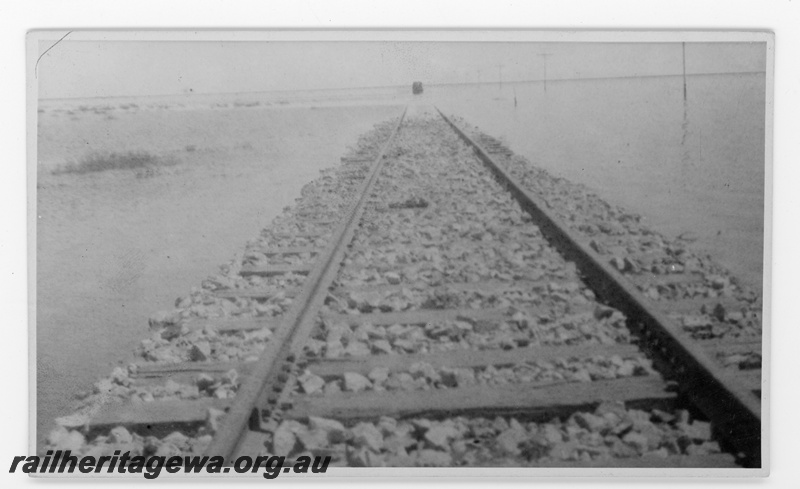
[36,101,403,448]
[35,72,765,448]
[431,73,766,290]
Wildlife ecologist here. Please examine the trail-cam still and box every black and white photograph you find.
[27,30,770,476]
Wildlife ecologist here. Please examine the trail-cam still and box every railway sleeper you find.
[245,246,322,257]
[212,287,300,300]
[252,379,737,467]
[285,376,676,422]
[240,263,314,277]
[304,343,643,378]
[330,278,577,297]
[232,431,738,469]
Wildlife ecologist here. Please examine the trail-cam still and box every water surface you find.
[432,73,765,290]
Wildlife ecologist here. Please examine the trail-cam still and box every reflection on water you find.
[681,98,689,148]
[680,97,702,170]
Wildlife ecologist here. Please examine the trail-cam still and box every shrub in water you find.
[52,151,176,175]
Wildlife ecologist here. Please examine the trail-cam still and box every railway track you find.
[48,105,763,469]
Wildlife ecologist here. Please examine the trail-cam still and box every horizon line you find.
[38,69,767,102]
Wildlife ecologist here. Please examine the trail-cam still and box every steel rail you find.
[436,107,761,468]
[203,106,408,462]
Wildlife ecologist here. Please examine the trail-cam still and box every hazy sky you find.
[37,40,766,99]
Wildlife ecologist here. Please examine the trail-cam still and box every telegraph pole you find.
[538,53,552,92]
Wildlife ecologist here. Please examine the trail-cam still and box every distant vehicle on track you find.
[412,82,424,95]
